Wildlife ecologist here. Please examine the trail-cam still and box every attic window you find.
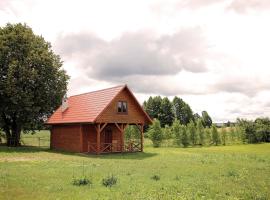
[117,101,127,113]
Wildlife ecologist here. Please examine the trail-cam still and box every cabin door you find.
[104,129,112,144]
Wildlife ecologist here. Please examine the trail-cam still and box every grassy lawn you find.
[0,132,269,200]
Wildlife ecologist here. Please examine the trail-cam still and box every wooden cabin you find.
[46,85,152,154]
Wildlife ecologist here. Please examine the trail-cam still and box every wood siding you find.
[81,124,122,153]
[96,88,147,124]
[51,124,82,152]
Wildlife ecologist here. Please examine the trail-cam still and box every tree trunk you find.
[2,122,12,146]
[10,122,21,147]
[2,113,21,147]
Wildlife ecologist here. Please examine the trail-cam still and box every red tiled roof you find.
[46,85,125,124]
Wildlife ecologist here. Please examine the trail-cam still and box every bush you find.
[125,125,140,141]
[220,126,227,145]
[72,177,91,186]
[171,120,182,146]
[151,175,160,181]
[226,170,239,178]
[196,119,205,145]
[102,175,117,187]
[187,121,197,146]
[148,119,163,147]
[211,125,220,145]
[181,126,189,147]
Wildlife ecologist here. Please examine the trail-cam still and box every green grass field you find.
[0,131,269,200]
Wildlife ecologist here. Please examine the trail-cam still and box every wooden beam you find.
[96,123,101,154]
[140,124,144,152]
[80,124,83,152]
[135,123,143,133]
[49,128,52,150]
[114,123,122,132]
[121,124,124,152]
[100,123,108,133]
[123,123,128,131]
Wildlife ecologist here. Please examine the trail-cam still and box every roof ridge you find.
[69,84,126,98]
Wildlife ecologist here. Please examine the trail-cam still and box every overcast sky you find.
[1,0,270,122]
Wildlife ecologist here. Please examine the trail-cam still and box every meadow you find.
[0,131,270,200]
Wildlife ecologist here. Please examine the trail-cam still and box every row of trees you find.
[143,96,212,128]
[147,119,244,147]
[236,118,270,143]
[124,117,270,148]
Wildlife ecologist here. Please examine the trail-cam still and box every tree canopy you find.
[172,96,194,125]
[201,111,212,127]
[0,23,69,146]
[159,97,174,127]
[143,95,212,128]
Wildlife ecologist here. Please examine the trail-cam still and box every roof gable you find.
[95,86,152,124]
[46,85,152,124]
[46,85,124,124]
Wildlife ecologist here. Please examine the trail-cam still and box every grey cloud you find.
[228,108,242,114]
[212,77,270,97]
[55,28,208,80]
[56,33,106,58]
[264,102,270,107]
[92,32,179,77]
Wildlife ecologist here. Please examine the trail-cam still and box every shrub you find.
[171,120,182,146]
[211,125,220,145]
[72,177,91,186]
[125,125,140,141]
[220,126,227,145]
[151,175,160,181]
[102,175,117,187]
[196,119,205,145]
[148,119,163,147]
[188,121,197,146]
[227,170,239,178]
[181,126,189,147]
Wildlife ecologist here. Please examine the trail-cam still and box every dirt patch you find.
[0,157,40,162]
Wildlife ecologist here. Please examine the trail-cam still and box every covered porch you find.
[86,122,144,154]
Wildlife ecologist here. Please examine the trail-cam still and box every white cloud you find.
[1,0,270,122]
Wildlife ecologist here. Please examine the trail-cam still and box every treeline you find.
[146,117,270,148]
[147,119,240,147]
[236,118,270,143]
[143,96,212,127]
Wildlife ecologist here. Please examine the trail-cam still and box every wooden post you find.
[80,124,83,152]
[141,124,144,152]
[121,124,124,152]
[96,124,101,154]
[49,128,52,150]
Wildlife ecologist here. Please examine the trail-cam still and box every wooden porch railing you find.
[88,143,97,153]
[87,141,141,154]
[124,141,141,152]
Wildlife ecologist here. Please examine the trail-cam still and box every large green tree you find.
[159,97,174,127]
[201,111,212,128]
[143,96,162,120]
[0,23,69,146]
[172,96,193,125]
